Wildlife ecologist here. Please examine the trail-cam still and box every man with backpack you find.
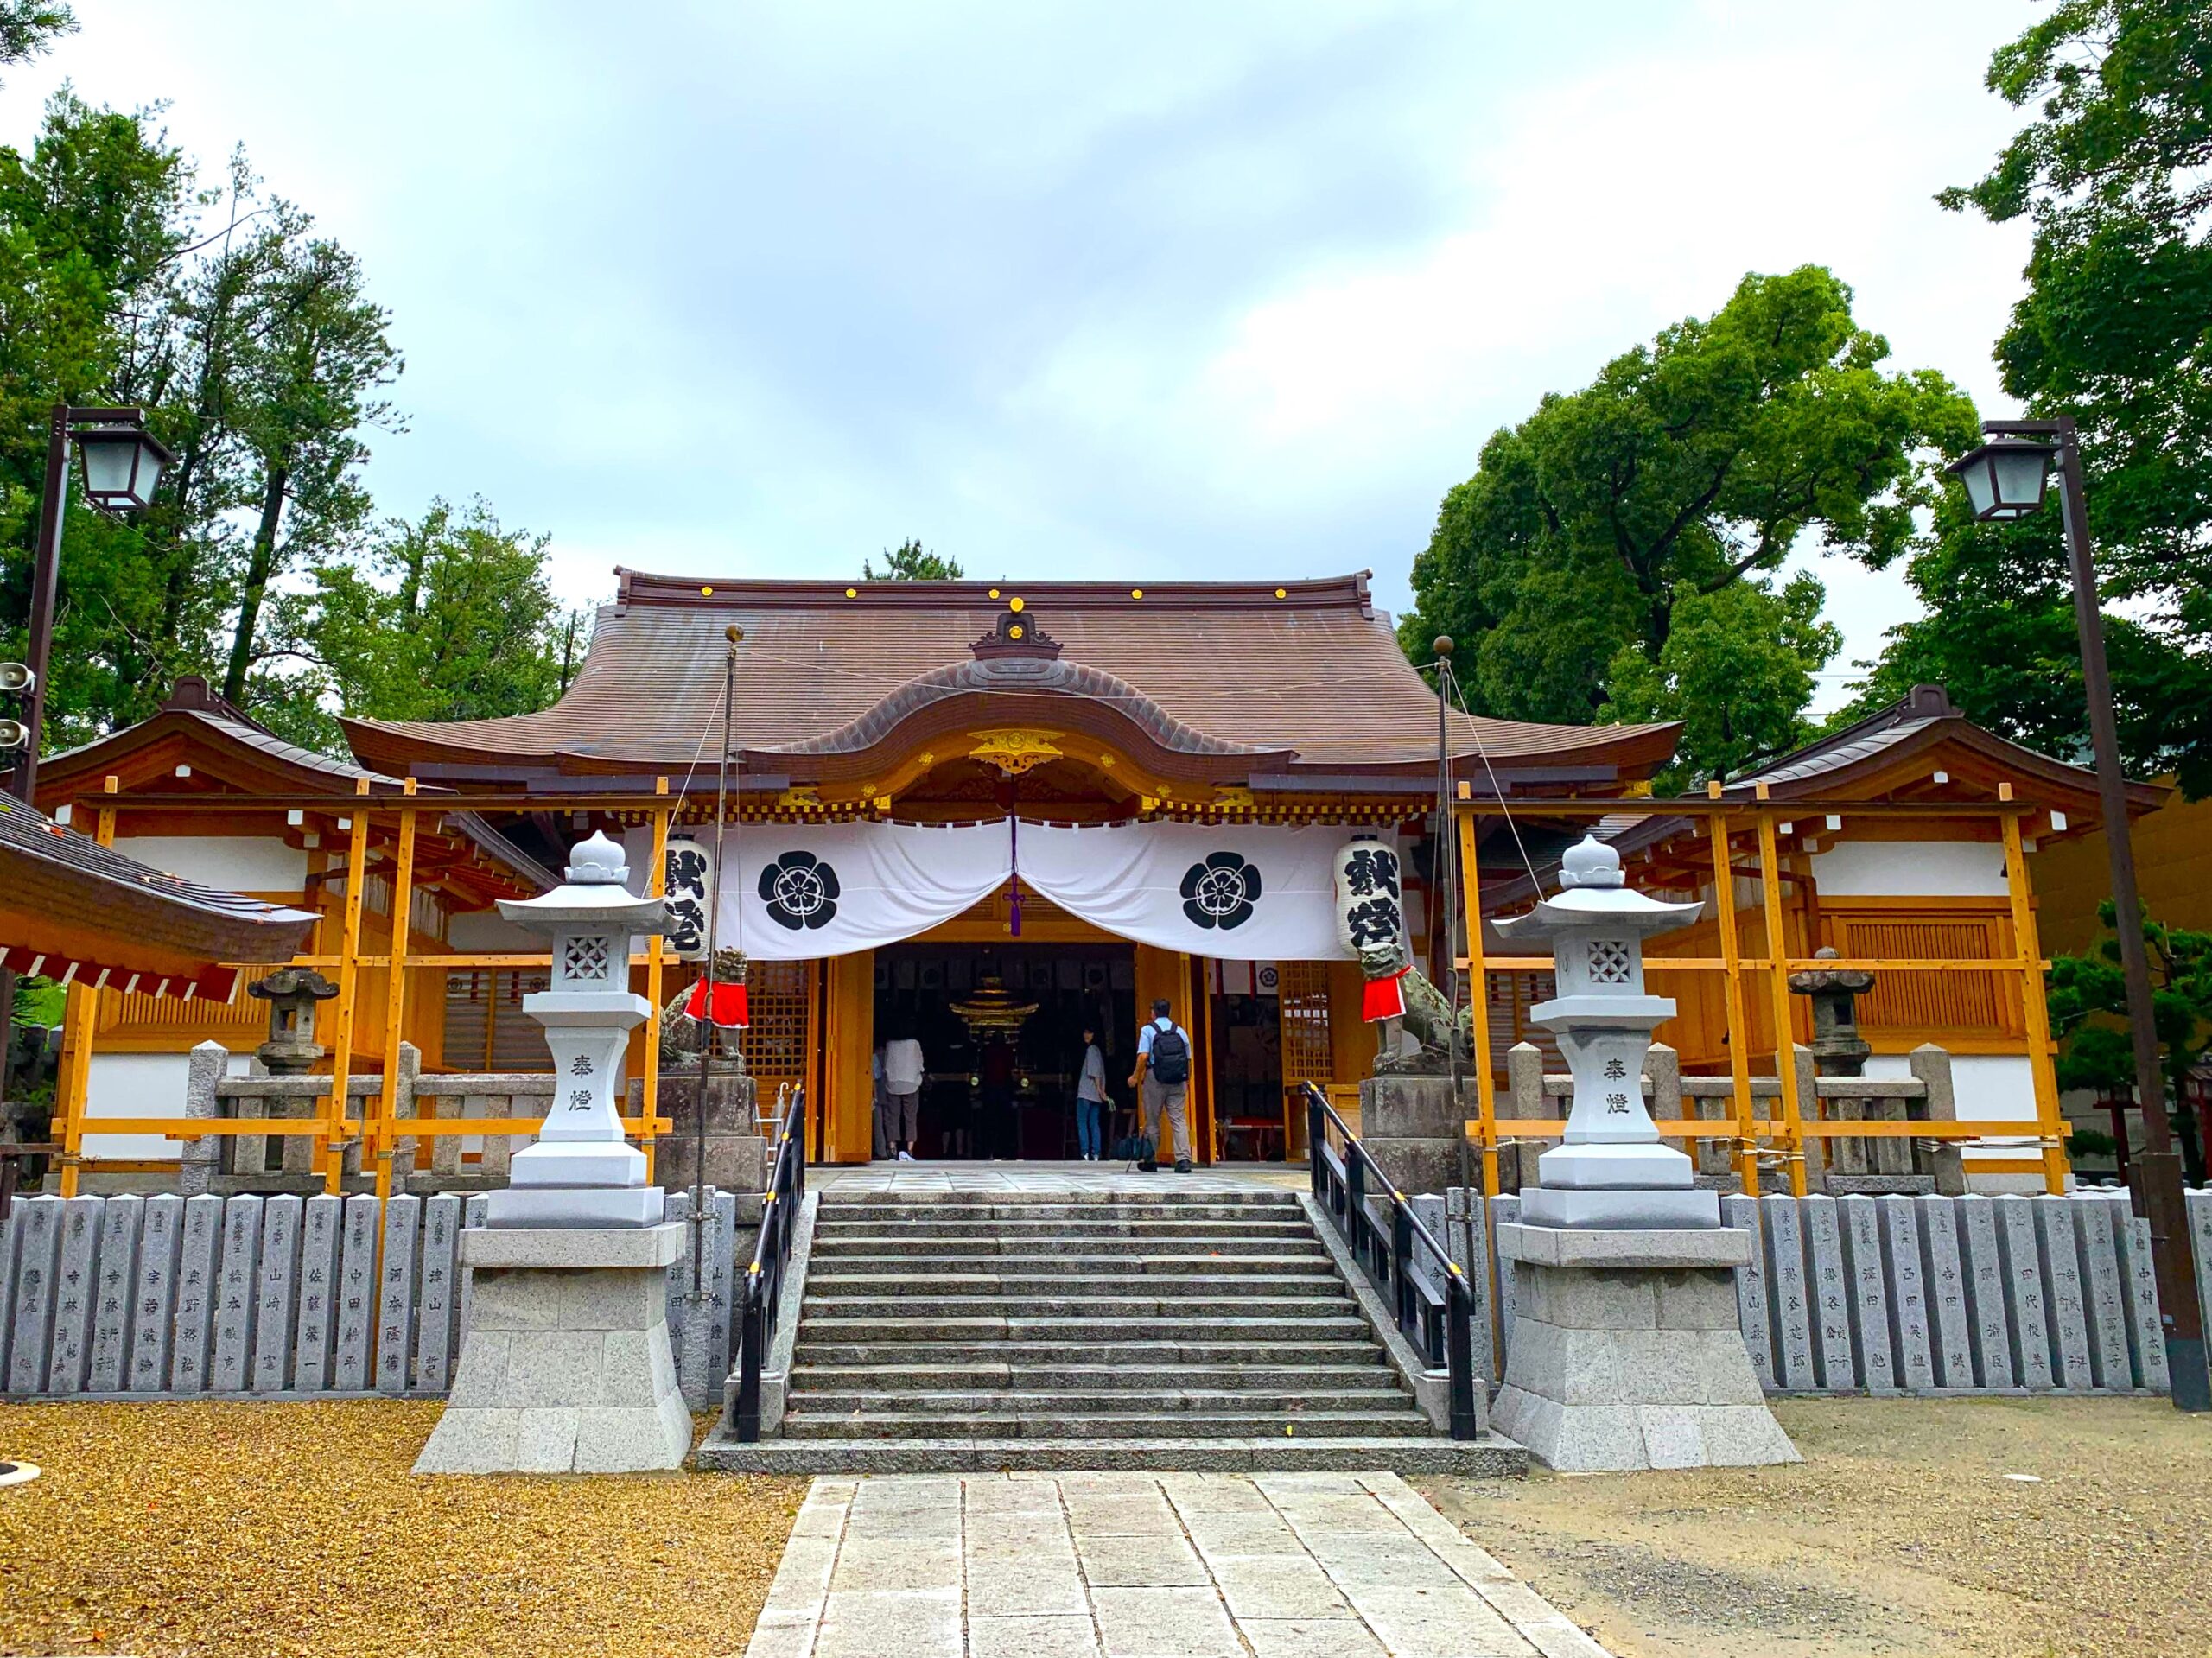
[1128,998,1194,1173]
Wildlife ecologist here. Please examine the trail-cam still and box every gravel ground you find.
[0,1401,807,1658]
[1418,1395,2212,1658]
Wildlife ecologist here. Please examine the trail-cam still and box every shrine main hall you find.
[29,569,2140,1195]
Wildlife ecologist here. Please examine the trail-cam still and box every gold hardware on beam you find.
[968,727,1064,777]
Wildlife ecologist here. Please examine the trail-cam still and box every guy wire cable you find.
[690,624,740,1298]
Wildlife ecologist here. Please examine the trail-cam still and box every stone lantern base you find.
[1488,1223,1798,1471]
[414,1223,690,1474]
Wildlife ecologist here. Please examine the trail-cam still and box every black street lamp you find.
[3,403,173,805]
[1947,415,2209,1412]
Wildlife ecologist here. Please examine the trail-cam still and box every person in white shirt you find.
[1128,999,1194,1173]
[881,1031,925,1161]
[1075,1026,1108,1161]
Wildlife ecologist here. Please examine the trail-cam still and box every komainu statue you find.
[657,946,749,1071]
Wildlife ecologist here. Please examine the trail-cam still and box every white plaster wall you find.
[114,834,308,893]
[1808,839,2010,898]
[80,1049,251,1159]
[446,909,540,950]
[1863,1051,2040,1189]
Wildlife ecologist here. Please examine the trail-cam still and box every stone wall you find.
[1414,1187,2212,1397]
[1,1188,745,1408]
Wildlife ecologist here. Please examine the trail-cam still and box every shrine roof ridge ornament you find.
[610,569,1377,618]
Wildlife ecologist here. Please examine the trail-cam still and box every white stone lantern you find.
[1494,834,1716,1229]
[488,831,671,1228]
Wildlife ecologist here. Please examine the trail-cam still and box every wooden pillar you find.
[639,785,671,1181]
[1457,798,1500,1195]
[55,776,119,1197]
[1705,793,1760,1197]
[372,783,419,1201]
[321,779,372,1196]
[823,951,874,1162]
[1999,783,2069,1194]
[1187,955,1217,1165]
[1753,790,1809,1197]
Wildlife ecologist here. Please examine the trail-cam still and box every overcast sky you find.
[10,1,2037,709]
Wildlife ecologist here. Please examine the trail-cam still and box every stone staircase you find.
[697,1185,1522,1473]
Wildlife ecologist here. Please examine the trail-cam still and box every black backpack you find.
[1148,1025,1190,1085]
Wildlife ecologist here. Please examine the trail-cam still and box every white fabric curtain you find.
[625,822,1013,961]
[621,818,1366,962]
[1014,821,1356,962]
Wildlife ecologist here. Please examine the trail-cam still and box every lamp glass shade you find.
[1948,437,2055,523]
[74,425,169,510]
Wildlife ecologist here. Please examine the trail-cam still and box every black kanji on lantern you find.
[1340,845,1400,899]
[760,849,841,931]
[1180,852,1262,930]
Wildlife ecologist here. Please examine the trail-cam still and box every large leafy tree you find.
[281,498,567,748]
[1400,266,1975,782]
[1857,0,2212,794]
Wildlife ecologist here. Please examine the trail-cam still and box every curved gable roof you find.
[345,571,1680,785]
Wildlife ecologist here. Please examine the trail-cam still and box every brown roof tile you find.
[345,572,1680,782]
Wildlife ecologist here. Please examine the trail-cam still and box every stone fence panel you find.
[1,1189,741,1406]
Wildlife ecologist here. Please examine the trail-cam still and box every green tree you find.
[1596,572,1840,788]
[1400,267,1976,781]
[0,2,73,74]
[2048,900,2212,1182]
[281,498,565,749]
[864,537,963,581]
[218,206,401,706]
[1867,0,2212,795]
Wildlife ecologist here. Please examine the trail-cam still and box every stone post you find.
[180,1041,228,1197]
[1504,1043,1546,1191]
[1908,1045,1966,1195]
[388,1042,421,1185]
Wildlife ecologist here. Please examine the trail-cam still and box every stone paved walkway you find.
[742,1471,1611,1658]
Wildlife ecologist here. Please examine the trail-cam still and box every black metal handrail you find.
[732,1087,805,1442]
[1301,1081,1480,1440]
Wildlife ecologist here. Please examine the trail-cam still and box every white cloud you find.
[9,0,2038,707]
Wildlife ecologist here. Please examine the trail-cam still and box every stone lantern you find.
[486,831,672,1229]
[1487,834,1798,1471]
[248,966,339,1076]
[416,830,691,1476]
[1494,834,1713,1229]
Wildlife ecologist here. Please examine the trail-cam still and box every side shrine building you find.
[25,572,2157,1199]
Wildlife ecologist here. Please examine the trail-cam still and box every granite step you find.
[695,1435,1529,1475]
[804,1264,1336,1291]
[790,1362,1398,1392]
[807,1233,1330,1257]
[816,1194,1302,1213]
[795,1340,1387,1368]
[805,1249,1332,1274]
[800,1293,1356,1320]
[788,1381,1408,1412]
[811,1217,1315,1241]
[778,1408,1437,1441]
[794,1315,1376,1344]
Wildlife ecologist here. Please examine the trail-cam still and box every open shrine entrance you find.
[872,941,1137,1159]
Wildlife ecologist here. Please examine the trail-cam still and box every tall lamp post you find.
[0,404,171,1115]
[1946,415,2209,1412]
[3,403,174,804]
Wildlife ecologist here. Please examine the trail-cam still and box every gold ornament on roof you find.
[968,727,1063,777]
[950,975,1039,1032]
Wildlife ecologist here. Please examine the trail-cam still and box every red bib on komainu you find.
[1362,967,1410,1022]
[684,979,750,1028]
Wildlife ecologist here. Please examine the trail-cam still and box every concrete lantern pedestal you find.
[413,1223,690,1474]
[1487,1222,1799,1471]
